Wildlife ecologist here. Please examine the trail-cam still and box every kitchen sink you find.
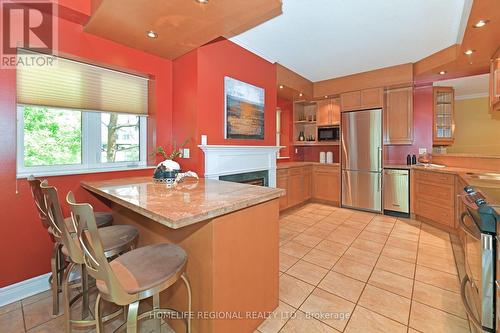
[465,172,500,181]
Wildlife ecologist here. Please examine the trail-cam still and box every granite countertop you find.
[81,177,284,229]
[277,162,340,169]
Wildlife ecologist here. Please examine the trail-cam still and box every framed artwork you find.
[224,76,265,140]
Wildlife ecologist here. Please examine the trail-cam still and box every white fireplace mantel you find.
[198,145,283,187]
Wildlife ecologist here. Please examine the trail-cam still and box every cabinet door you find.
[433,87,455,146]
[313,167,340,203]
[277,175,288,211]
[490,57,500,112]
[331,98,341,124]
[317,99,331,126]
[288,173,303,207]
[361,88,384,109]
[303,170,312,201]
[341,91,361,111]
[384,87,413,145]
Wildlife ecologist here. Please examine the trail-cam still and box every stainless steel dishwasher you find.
[383,168,410,217]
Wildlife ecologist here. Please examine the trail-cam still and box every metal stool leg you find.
[94,294,104,333]
[153,293,161,332]
[126,301,140,333]
[62,262,75,333]
[51,242,60,316]
[81,265,90,319]
[181,273,192,333]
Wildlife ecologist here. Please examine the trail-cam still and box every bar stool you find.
[66,191,192,333]
[28,176,113,315]
[41,182,139,332]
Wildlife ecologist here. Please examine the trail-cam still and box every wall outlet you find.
[201,135,207,145]
[418,148,427,155]
[295,148,298,154]
[182,148,190,159]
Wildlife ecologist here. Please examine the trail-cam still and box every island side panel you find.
[108,203,214,333]
[212,198,280,333]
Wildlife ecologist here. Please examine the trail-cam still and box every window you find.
[16,105,147,177]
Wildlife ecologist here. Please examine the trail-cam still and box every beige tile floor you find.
[0,203,470,333]
[259,203,471,333]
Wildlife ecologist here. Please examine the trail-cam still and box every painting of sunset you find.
[224,76,265,140]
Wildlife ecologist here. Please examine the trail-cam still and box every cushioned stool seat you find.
[62,225,139,257]
[97,243,187,294]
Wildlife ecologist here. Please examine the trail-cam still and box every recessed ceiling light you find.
[439,70,447,75]
[324,95,328,98]
[279,85,284,89]
[146,30,158,38]
[195,0,209,3]
[464,49,475,55]
[473,19,489,28]
[299,92,303,97]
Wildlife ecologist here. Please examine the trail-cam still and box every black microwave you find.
[318,126,340,141]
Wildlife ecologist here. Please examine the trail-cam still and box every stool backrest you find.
[40,182,83,263]
[66,191,131,303]
[27,176,50,230]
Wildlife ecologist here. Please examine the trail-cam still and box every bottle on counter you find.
[326,151,333,164]
[298,131,305,141]
[411,154,417,165]
[406,154,412,165]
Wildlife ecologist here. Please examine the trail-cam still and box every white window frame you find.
[16,105,149,178]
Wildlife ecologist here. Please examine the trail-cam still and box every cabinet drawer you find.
[414,170,455,185]
[289,167,304,176]
[415,181,455,207]
[415,199,454,228]
[313,165,339,173]
[277,169,289,177]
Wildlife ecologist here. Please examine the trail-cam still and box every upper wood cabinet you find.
[317,98,340,126]
[384,87,413,145]
[433,87,455,146]
[341,88,383,112]
[490,55,500,112]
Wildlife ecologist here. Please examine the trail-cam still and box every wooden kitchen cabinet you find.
[303,168,312,201]
[312,165,340,204]
[384,87,413,145]
[276,169,289,211]
[317,98,341,126]
[341,88,383,112]
[456,176,467,248]
[414,170,456,230]
[433,87,455,146]
[490,54,500,112]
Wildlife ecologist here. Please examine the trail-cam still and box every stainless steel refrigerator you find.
[341,108,383,212]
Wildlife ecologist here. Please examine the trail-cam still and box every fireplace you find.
[198,145,281,187]
[219,170,269,186]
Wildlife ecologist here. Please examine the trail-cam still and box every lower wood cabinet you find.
[277,164,340,211]
[312,165,340,204]
[414,170,455,230]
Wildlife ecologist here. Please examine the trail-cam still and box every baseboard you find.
[0,272,51,307]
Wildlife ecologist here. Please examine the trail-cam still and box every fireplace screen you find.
[219,170,269,187]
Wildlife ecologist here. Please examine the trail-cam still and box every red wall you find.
[384,86,434,164]
[173,39,277,176]
[0,17,173,287]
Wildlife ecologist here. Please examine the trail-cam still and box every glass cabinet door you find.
[433,87,455,146]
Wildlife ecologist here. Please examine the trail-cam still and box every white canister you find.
[326,151,333,164]
[319,152,326,164]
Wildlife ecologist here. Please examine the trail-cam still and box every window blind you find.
[16,49,149,115]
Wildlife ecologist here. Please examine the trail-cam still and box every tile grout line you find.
[407,218,422,331]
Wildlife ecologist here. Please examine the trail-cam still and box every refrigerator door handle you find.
[377,147,382,172]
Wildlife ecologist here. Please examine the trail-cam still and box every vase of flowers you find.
[152,139,188,181]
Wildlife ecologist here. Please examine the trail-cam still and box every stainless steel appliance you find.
[317,126,340,142]
[383,168,409,217]
[460,186,499,332]
[341,108,382,212]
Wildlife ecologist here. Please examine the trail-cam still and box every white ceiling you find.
[434,74,489,99]
[230,0,468,82]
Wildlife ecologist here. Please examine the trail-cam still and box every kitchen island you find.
[81,177,284,333]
